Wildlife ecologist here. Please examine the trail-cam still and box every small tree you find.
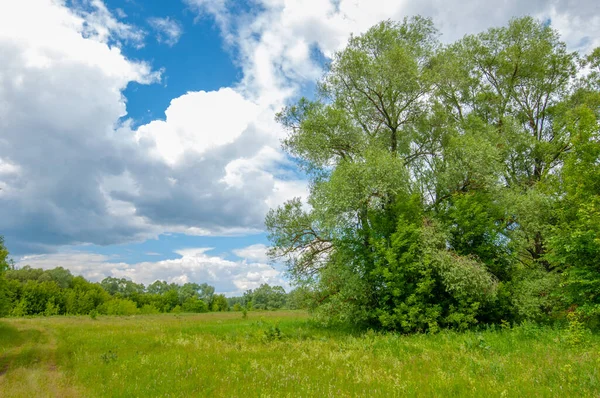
[182,296,209,313]
[211,294,229,312]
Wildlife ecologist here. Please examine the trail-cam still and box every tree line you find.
[0,245,303,317]
[267,16,600,332]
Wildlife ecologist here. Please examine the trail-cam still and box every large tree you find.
[267,17,599,331]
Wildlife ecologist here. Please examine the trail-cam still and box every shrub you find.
[182,296,208,313]
[44,298,59,316]
[171,305,182,314]
[211,294,229,312]
[140,304,159,314]
[98,298,139,316]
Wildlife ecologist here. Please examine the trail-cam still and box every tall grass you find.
[1,311,599,397]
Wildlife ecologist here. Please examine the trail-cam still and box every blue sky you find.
[0,0,598,295]
[73,0,266,266]
[107,0,240,126]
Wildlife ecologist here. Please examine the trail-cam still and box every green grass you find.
[1,311,600,397]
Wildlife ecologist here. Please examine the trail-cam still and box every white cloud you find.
[0,0,153,81]
[78,0,146,48]
[148,17,183,46]
[233,243,270,263]
[0,0,308,255]
[0,0,162,253]
[135,88,261,165]
[189,0,600,109]
[0,158,20,176]
[17,247,289,295]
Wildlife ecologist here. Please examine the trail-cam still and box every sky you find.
[0,0,598,295]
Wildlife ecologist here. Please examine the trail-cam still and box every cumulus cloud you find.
[148,17,183,46]
[0,0,159,254]
[188,0,600,107]
[17,245,288,295]
[135,88,261,164]
[233,243,270,263]
[0,0,307,255]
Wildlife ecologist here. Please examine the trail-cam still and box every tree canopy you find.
[267,16,600,332]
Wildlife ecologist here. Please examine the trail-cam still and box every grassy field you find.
[1,311,600,397]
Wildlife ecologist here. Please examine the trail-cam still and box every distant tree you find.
[147,280,178,295]
[1,259,239,318]
[100,277,144,297]
[18,280,63,315]
[182,296,209,313]
[161,289,180,313]
[227,296,244,308]
[6,265,44,284]
[98,298,140,316]
[66,276,110,315]
[0,236,13,316]
[286,287,311,310]
[178,282,202,303]
[44,267,74,289]
[245,284,287,310]
[198,283,215,305]
[211,294,229,312]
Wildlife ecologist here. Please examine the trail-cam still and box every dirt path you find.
[0,322,82,397]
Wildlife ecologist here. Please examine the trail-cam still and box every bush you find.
[98,298,139,316]
[211,294,229,312]
[182,296,208,313]
[171,305,182,314]
[140,304,159,314]
[11,299,28,317]
[44,298,59,316]
[508,269,562,323]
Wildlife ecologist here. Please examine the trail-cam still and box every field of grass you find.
[1,311,600,397]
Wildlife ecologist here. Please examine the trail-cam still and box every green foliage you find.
[244,284,287,310]
[10,299,27,317]
[181,296,208,313]
[98,299,140,316]
[100,350,118,364]
[44,298,59,316]
[1,259,297,318]
[309,253,371,327]
[100,277,144,297]
[286,286,311,310]
[564,311,589,346]
[170,305,182,314]
[211,294,229,312]
[139,304,159,315]
[0,236,13,317]
[506,269,562,322]
[261,322,283,342]
[268,17,600,331]
[371,218,498,332]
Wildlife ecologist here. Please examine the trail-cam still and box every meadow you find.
[1,310,600,397]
